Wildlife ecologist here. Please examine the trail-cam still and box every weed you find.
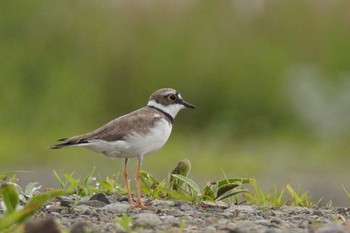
[244,179,312,207]
[285,184,311,207]
[0,172,65,232]
[140,162,251,204]
[342,184,350,200]
[115,213,133,233]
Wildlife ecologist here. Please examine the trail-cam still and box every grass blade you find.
[0,189,66,231]
[171,174,200,194]
[216,188,247,201]
[0,183,19,214]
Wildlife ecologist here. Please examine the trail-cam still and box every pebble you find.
[151,199,175,207]
[78,200,106,208]
[89,193,111,204]
[100,202,131,213]
[316,224,348,233]
[225,205,256,213]
[134,213,162,227]
[30,194,350,233]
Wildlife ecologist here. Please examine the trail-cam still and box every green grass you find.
[1,159,348,232]
[244,179,313,207]
[0,176,65,232]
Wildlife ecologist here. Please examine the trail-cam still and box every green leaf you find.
[115,213,133,233]
[342,184,350,199]
[24,182,41,198]
[272,184,285,206]
[171,174,200,194]
[99,181,114,191]
[53,170,66,189]
[202,183,216,200]
[216,182,241,198]
[0,172,12,181]
[216,188,247,201]
[285,184,310,207]
[83,167,96,186]
[0,189,66,231]
[0,183,19,214]
[140,171,159,189]
[217,177,252,187]
[157,187,192,201]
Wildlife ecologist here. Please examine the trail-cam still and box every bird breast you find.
[88,118,173,158]
[123,118,172,157]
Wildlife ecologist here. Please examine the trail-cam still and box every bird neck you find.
[147,100,183,122]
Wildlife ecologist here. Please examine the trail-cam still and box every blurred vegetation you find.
[1,1,350,205]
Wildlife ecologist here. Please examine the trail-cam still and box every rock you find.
[180,204,194,211]
[74,205,97,216]
[70,222,87,233]
[336,207,348,216]
[24,217,60,233]
[89,193,111,204]
[203,225,217,233]
[316,224,348,233]
[134,213,162,227]
[59,196,75,207]
[79,200,107,208]
[225,205,256,214]
[198,200,229,209]
[160,215,181,226]
[100,202,131,213]
[151,199,175,207]
[32,193,350,233]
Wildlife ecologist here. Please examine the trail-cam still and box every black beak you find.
[180,99,196,109]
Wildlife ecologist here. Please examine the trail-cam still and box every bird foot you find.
[127,197,150,208]
[133,202,150,209]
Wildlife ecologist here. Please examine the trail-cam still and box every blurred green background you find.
[1,1,350,205]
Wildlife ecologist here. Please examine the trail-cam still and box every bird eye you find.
[168,94,177,101]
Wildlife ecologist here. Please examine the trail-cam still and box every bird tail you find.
[49,137,87,149]
[49,138,71,149]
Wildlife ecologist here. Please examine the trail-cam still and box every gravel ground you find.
[24,193,350,233]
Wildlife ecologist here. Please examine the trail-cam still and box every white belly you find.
[81,118,172,158]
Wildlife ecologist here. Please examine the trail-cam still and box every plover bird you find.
[49,88,195,208]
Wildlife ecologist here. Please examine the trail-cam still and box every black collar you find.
[148,105,174,124]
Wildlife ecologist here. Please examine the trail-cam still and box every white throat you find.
[147,100,184,119]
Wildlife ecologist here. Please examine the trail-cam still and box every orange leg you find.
[123,158,136,206]
[135,156,149,208]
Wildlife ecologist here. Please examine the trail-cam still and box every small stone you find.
[336,208,348,216]
[89,193,111,204]
[316,224,347,233]
[270,218,283,226]
[151,199,175,207]
[160,215,181,226]
[203,225,217,233]
[313,209,325,217]
[50,212,61,216]
[134,213,162,227]
[225,205,256,214]
[79,200,106,208]
[24,217,60,233]
[59,196,75,207]
[75,205,95,215]
[46,203,63,212]
[180,204,194,211]
[101,202,131,213]
[198,200,229,209]
[70,221,88,233]
[61,209,70,215]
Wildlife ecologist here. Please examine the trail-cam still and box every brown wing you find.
[49,107,161,149]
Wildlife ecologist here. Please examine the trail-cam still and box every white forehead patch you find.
[162,89,175,96]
